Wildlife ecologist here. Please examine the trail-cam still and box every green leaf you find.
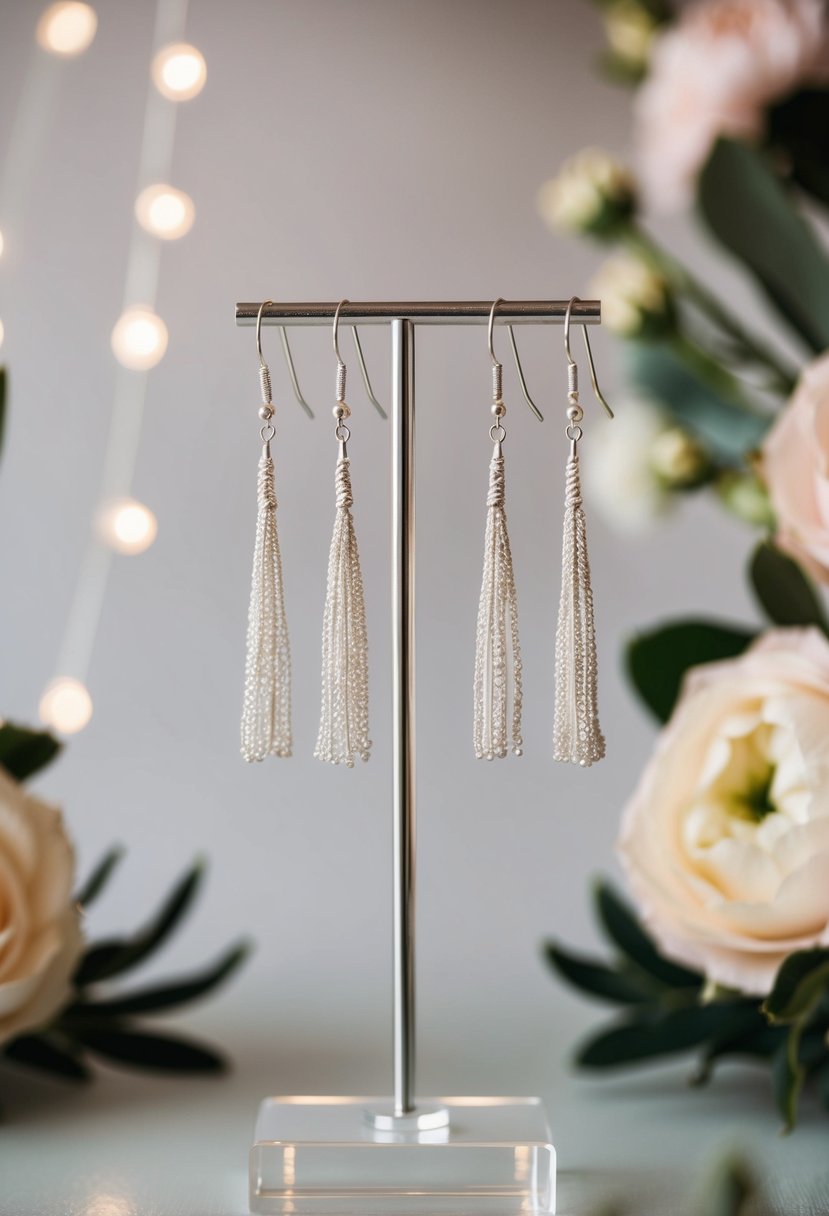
[543,941,653,1006]
[693,1021,783,1085]
[626,343,771,462]
[65,940,251,1019]
[626,620,756,723]
[699,139,829,352]
[4,1032,90,1082]
[749,541,829,632]
[576,1003,754,1069]
[763,949,829,1022]
[0,721,61,782]
[74,846,125,908]
[768,90,829,210]
[74,858,205,986]
[594,882,702,989]
[771,1034,803,1133]
[68,1026,226,1073]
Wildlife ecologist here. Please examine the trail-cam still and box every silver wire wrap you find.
[567,362,578,402]
[553,444,605,767]
[240,442,292,761]
[473,444,523,760]
[314,454,371,767]
[492,362,503,405]
[336,359,347,404]
[259,363,272,406]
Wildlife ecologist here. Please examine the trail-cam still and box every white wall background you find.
[0,0,761,1097]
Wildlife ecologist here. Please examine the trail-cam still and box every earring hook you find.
[256,300,314,419]
[488,298,544,422]
[332,300,386,418]
[564,296,614,419]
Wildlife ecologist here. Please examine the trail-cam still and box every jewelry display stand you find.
[235,300,602,1216]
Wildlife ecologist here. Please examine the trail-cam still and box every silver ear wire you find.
[256,300,314,419]
[564,296,613,419]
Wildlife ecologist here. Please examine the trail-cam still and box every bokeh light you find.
[151,43,206,100]
[110,307,168,370]
[36,3,98,57]
[39,677,93,734]
[98,498,158,555]
[134,183,195,239]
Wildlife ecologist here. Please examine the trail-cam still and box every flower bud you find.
[589,252,674,339]
[603,0,660,76]
[537,148,637,239]
[717,470,776,529]
[649,426,712,489]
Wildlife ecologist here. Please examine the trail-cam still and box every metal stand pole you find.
[392,319,416,1116]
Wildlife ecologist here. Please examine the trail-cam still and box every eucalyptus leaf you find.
[749,541,829,632]
[68,1025,226,1073]
[594,882,702,989]
[74,858,205,986]
[65,940,251,1019]
[699,139,829,352]
[74,846,125,908]
[626,620,756,723]
[543,941,653,1006]
[626,343,770,461]
[763,949,829,1022]
[0,721,61,782]
[4,1033,90,1082]
[694,1022,784,1085]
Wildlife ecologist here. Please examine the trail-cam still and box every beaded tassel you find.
[473,443,523,760]
[553,443,605,766]
[314,452,371,767]
[240,437,292,761]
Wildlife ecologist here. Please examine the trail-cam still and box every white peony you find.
[620,629,829,994]
[537,148,636,237]
[589,252,672,338]
[0,766,83,1044]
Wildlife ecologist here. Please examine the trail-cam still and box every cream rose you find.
[635,0,829,211]
[620,629,829,995]
[0,766,83,1044]
[762,353,829,582]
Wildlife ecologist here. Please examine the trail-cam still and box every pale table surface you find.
[1,1004,828,1216]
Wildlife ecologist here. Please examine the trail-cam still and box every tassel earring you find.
[314,300,371,767]
[473,298,523,761]
[240,301,292,761]
[553,297,613,767]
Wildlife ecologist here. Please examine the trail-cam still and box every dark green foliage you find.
[0,722,60,781]
[2,854,251,1084]
[544,882,829,1130]
[626,620,756,722]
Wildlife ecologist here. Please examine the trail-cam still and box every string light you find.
[110,307,168,370]
[36,3,98,57]
[151,43,206,101]
[98,498,158,555]
[39,677,93,735]
[134,183,194,239]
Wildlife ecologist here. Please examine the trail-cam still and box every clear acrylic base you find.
[249,1095,556,1214]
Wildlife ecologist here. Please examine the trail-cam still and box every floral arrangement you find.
[0,370,249,1093]
[540,0,829,1130]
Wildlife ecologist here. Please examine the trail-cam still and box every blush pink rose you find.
[762,353,829,582]
[635,0,829,211]
[619,629,829,995]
